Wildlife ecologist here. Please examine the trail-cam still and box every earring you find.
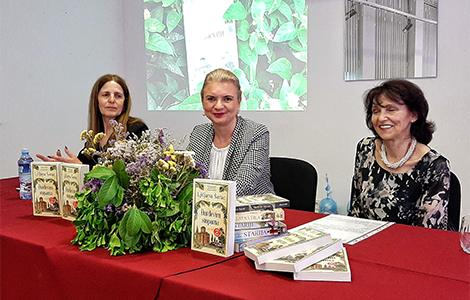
[202,112,206,116]
[237,110,240,117]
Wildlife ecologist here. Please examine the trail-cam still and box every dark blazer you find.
[187,117,274,196]
[77,121,148,167]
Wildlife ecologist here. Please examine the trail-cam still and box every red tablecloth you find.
[1,177,469,300]
[0,178,242,300]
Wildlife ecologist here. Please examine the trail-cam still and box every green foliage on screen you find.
[143,0,307,111]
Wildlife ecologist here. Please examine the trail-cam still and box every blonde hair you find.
[201,68,242,101]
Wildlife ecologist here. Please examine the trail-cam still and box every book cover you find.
[60,163,89,221]
[235,234,285,253]
[191,179,236,257]
[236,194,290,213]
[235,220,280,230]
[255,239,344,273]
[293,247,351,282]
[31,162,62,217]
[235,208,285,223]
[244,226,332,265]
[235,222,287,240]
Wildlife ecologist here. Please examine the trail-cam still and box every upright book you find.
[244,226,332,265]
[191,179,236,257]
[60,163,89,221]
[255,239,343,273]
[293,247,351,282]
[31,162,62,217]
[236,194,290,213]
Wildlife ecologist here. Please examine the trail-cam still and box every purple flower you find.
[84,178,104,193]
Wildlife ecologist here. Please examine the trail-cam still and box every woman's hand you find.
[36,147,82,164]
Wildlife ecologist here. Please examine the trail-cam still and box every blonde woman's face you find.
[202,81,241,127]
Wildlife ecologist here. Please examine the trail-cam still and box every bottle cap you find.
[21,148,29,154]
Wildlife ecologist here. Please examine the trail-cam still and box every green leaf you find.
[274,22,297,42]
[251,0,266,20]
[162,0,175,7]
[166,10,182,33]
[168,93,202,110]
[261,0,276,11]
[174,89,188,102]
[293,51,307,62]
[255,37,268,55]
[277,1,293,22]
[98,175,119,207]
[85,166,115,182]
[288,39,304,52]
[298,27,307,47]
[148,33,174,55]
[293,0,306,15]
[238,41,258,66]
[223,2,248,20]
[291,73,307,97]
[237,20,250,41]
[165,74,179,94]
[145,18,165,33]
[113,160,129,189]
[109,233,121,248]
[138,210,153,234]
[111,185,124,207]
[126,207,143,237]
[267,58,293,80]
[249,32,258,50]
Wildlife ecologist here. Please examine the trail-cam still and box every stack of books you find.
[234,194,290,252]
[31,162,88,220]
[243,223,351,282]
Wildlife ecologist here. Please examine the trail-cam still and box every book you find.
[235,222,287,240]
[236,194,290,213]
[235,220,280,230]
[191,179,236,257]
[295,214,394,245]
[244,226,333,265]
[31,162,62,217]
[234,235,284,253]
[235,208,285,223]
[60,163,89,221]
[293,247,351,282]
[254,239,344,273]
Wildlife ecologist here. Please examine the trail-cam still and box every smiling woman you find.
[187,69,274,196]
[349,79,451,230]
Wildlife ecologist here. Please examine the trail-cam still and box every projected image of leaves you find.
[143,0,307,111]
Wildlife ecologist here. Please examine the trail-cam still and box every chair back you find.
[270,157,318,212]
[448,172,461,231]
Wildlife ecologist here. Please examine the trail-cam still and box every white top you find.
[209,143,229,180]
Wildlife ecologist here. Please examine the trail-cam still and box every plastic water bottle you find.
[18,148,34,199]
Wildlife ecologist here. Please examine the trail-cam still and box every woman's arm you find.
[417,157,451,229]
[234,126,273,196]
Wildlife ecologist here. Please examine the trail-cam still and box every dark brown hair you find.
[364,79,435,144]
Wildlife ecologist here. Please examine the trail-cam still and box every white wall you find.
[1,0,469,218]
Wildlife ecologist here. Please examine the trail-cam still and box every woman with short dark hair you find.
[349,79,451,230]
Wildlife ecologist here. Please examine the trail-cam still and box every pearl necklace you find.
[380,138,417,169]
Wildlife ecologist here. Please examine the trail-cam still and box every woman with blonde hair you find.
[187,68,274,196]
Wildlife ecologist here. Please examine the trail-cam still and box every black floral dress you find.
[349,137,450,230]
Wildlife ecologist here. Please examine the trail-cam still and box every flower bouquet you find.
[72,121,207,256]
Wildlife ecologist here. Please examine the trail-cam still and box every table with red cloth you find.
[1,177,469,300]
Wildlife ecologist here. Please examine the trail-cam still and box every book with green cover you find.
[191,179,236,257]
